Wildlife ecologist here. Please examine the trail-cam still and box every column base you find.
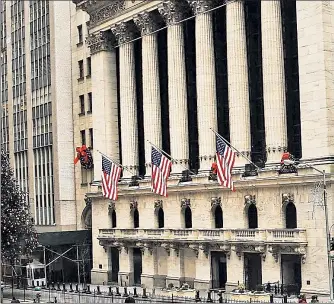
[166,276,181,289]
[141,274,154,289]
[91,269,108,285]
[118,271,134,287]
[154,275,167,288]
[194,279,211,291]
[225,281,240,292]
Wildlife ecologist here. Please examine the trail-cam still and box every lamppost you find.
[284,160,332,300]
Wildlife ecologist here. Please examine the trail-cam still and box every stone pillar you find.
[134,12,162,176]
[194,247,211,290]
[141,247,156,288]
[111,23,139,177]
[166,247,183,288]
[87,31,120,181]
[261,1,287,163]
[226,1,251,167]
[118,246,134,286]
[262,248,281,284]
[158,1,189,173]
[188,0,218,171]
[226,249,243,292]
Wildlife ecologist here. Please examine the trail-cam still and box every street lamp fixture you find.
[283,160,332,300]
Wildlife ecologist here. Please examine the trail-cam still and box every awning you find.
[38,230,92,247]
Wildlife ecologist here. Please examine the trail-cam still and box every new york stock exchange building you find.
[73,0,334,296]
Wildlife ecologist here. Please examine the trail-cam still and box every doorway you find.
[109,247,119,283]
[244,253,262,291]
[211,252,227,289]
[281,254,301,294]
[133,248,142,286]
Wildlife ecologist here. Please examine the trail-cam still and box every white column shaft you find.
[261,0,287,163]
[142,34,162,176]
[119,43,139,177]
[226,1,251,166]
[168,23,189,173]
[195,12,218,170]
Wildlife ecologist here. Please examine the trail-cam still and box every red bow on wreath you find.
[74,145,94,169]
[211,162,218,174]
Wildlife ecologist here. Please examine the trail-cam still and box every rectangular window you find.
[88,92,92,113]
[80,130,86,145]
[79,95,85,114]
[77,25,83,44]
[89,128,93,149]
[78,60,84,79]
[86,57,91,77]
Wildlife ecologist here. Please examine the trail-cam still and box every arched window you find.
[285,202,297,228]
[133,209,139,228]
[158,208,164,228]
[248,204,258,229]
[214,205,223,228]
[184,206,192,229]
[111,210,117,228]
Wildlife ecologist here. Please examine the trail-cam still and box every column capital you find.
[187,0,215,15]
[86,31,114,55]
[158,0,188,26]
[133,11,160,35]
[111,22,136,44]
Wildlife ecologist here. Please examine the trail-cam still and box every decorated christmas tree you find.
[1,150,38,264]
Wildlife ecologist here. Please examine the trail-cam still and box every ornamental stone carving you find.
[180,198,191,209]
[158,0,189,26]
[130,200,138,210]
[154,200,163,209]
[111,22,136,44]
[211,197,221,209]
[244,194,256,206]
[133,11,160,35]
[86,31,114,55]
[108,202,116,214]
[282,193,294,205]
[187,0,215,15]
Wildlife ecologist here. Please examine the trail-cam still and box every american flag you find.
[216,135,236,191]
[102,156,122,200]
[151,147,172,197]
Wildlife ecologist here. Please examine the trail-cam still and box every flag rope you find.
[146,140,196,175]
[210,128,260,170]
[97,150,143,179]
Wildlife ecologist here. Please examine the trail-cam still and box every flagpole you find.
[97,150,143,179]
[146,140,197,175]
[209,128,260,170]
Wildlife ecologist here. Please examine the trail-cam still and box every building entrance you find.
[211,252,227,289]
[133,248,142,286]
[109,247,119,283]
[244,253,262,291]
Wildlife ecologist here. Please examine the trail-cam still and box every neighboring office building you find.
[0,0,91,283]
[75,0,333,296]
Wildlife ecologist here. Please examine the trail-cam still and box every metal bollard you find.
[75,284,79,293]
[97,285,102,295]
[133,287,138,298]
[270,294,274,303]
[32,280,35,288]
[115,286,121,296]
[123,286,129,297]
[62,283,67,292]
[86,285,92,294]
[206,291,213,303]
[218,292,223,303]
[108,286,113,296]
[56,282,61,291]
[142,287,148,298]
[69,283,73,292]
[51,282,56,290]
[283,294,287,303]
[195,290,201,302]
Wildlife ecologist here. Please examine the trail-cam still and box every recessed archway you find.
[157,208,164,228]
[248,204,258,229]
[133,209,139,228]
[111,209,117,228]
[285,202,297,229]
[184,206,192,229]
[213,205,223,228]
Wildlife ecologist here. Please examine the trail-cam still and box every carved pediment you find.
[244,195,256,206]
[180,198,191,209]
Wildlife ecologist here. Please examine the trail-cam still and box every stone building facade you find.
[73,0,334,295]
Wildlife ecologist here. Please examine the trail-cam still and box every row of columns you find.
[89,0,287,180]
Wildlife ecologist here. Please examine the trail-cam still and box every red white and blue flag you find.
[102,156,122,200]
[216,135,236,191]
[151,147,172,197]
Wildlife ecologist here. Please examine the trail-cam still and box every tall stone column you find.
[226,1,251,167]
[118,246,134,286]
[188,0,217,171]
[158,1,189,173]
[166,246,184,288]
[261,1,287,163]
[194,246,211,290]
[87,31,120,181]
[133,12,162,177]
[111,23,139,178]
[141,247,156,288]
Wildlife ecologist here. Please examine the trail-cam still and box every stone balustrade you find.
[98,228,307,244]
